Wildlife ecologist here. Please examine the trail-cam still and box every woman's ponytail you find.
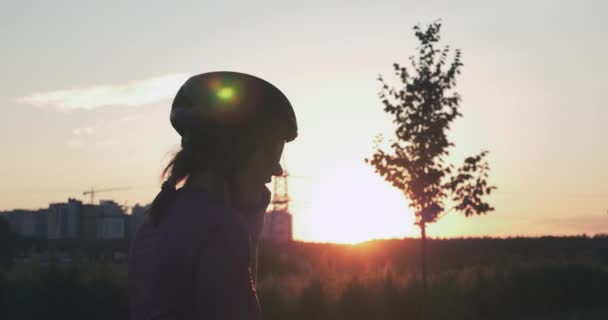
[148,144,197,226]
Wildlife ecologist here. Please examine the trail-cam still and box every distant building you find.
[1,209,48,238]
[48,198,82,239]
[98,200,125,240]
[4,197,132,241]
[34,209,48,238]
[101,218,124,239]
[262,210,293,242]
[81,204,102,240]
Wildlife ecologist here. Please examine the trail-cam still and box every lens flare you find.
[217,87,235,101]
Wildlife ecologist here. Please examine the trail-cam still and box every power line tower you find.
[271,164,290,212]
[263,157,293,242]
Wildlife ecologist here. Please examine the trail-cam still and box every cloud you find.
[16,73,189,111]
[72,127,94,136]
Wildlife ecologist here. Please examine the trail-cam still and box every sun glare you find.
[293,163,418,244]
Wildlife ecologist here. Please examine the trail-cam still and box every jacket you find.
[128,184,267,320]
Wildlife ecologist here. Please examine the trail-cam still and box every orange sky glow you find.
[1,1,607,244]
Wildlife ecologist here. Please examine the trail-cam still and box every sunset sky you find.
[1,1,607,243]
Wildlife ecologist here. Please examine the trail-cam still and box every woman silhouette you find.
[128,71,297,320]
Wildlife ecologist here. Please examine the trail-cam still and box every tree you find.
[366,21,496,290]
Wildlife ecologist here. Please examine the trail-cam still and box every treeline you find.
[258,235,608,278]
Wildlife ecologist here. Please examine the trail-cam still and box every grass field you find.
[1,236,607,319]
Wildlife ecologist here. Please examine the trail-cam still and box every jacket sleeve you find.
[193,217,261,320]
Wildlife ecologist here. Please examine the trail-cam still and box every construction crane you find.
[82,187,131,204]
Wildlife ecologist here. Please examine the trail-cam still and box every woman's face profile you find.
[234,137,285,208]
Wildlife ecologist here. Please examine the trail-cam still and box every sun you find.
[292,162,418,244]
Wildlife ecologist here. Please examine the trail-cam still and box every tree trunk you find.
[419,222,428,320]
[420,222,427,291]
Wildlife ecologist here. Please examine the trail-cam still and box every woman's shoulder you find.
[171,186,250,240]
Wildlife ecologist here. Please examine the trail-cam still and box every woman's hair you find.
[148,146,198,226]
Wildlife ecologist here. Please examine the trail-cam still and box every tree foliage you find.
[366,21,496,227]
